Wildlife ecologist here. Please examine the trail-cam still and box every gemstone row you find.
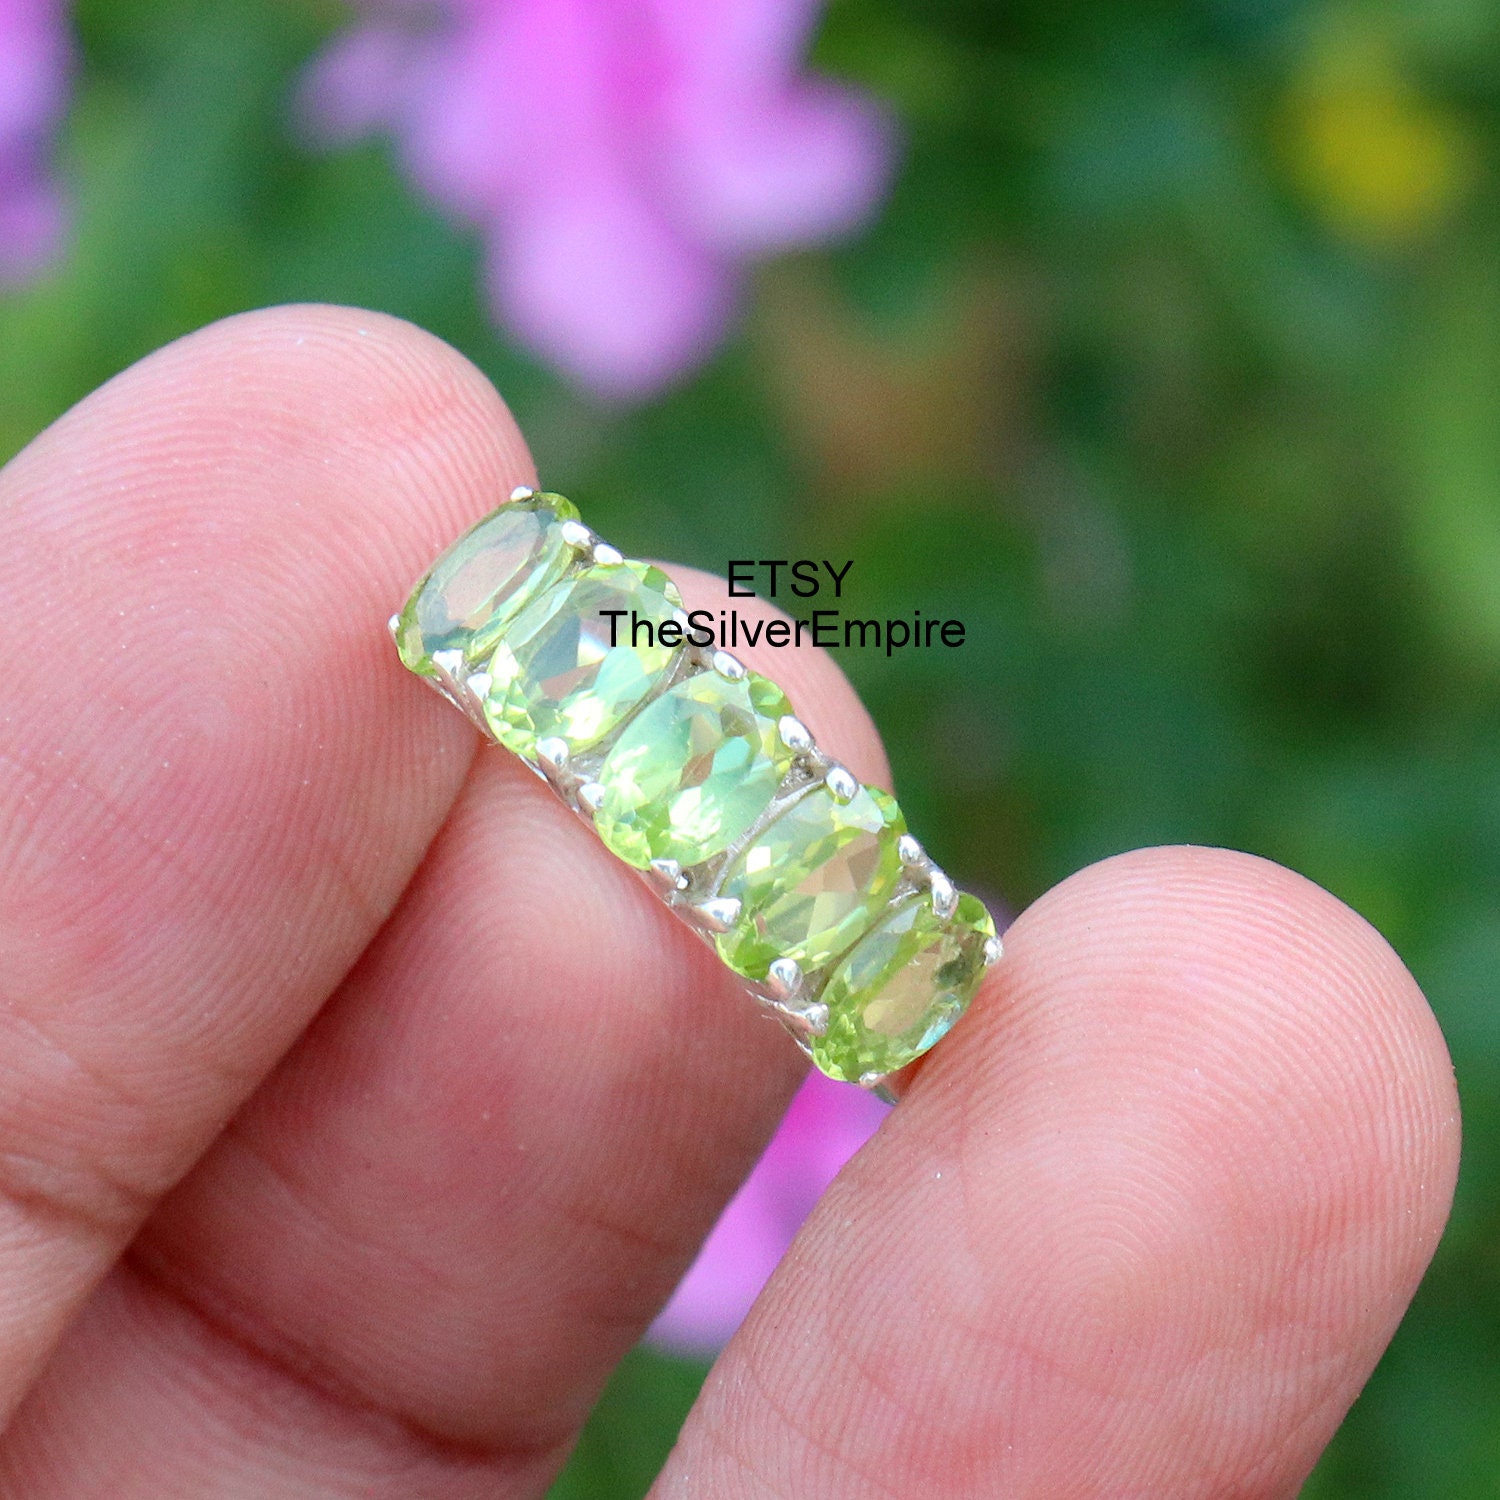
[394,487,1000,1086]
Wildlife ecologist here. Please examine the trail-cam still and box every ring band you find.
[392,486,1000,1089]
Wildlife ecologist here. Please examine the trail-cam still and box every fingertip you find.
[920,845,1459,1308]
[953,844,1459,1217]
[660,845,1459,1498]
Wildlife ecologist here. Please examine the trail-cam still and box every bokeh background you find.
[3,0,1499,1494]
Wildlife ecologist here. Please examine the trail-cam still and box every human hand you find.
[0,307,1459,1497]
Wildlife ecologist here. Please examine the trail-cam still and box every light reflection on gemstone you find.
[396,492,579,675]
[811,892,994,1081]
[482,560,682,756]
[593,671,795,868]
[716,783,906,980]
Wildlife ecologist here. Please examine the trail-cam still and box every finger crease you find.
[121,1247,570,1480]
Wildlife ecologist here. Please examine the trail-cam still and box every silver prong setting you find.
[897,834,925,867]
[431,648,466,686]
[825,765,859,803]
[765,956,804,1004]
[560,519,593,551]
[711,650,747,682]
[928,868,958,919]
[576,781,605,815]
[777,715,813,754]
[509,484,537,502]
[691,896,742,933]
[534,737,571,778]
[770,997,828,1039]
[428,649,491,729]
[983,934,1003,966]
[430,648,468,701]
[648,857,686,893]
[388,612,402,640]
[798,1001,830,1037]
[591,541,624,566]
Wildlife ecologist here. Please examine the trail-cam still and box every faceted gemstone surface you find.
[396,492,580,675]
[716,783,906,980]
[482,560,683,756]
[593,671,796,869]
[811,892,995,1082]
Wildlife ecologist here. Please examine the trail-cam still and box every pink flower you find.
[0,0,70,285]
[647,1067,889,1356]
[300,1,897,399]
[650,890,1008,1356]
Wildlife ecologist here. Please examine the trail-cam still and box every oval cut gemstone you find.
[715,783,906,980]
[482,561,683,757]
[811,892,995,1082]
[396,492,580,676]
[592,671,796,869]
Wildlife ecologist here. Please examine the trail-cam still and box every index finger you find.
[0,304,530,1415]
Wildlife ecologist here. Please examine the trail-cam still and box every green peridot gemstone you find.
[715,783,906,980]
[592,671,796,869]
[810,892,994,1082]
[396,492,580,676]
[482,560,683,756]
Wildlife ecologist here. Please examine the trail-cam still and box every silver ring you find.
[393,486,1000,1090]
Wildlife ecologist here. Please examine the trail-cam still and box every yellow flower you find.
[1283,17,1472,246]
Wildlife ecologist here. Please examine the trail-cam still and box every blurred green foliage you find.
[4,0,1500,1492]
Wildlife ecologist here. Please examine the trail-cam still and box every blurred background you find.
[2,0,1499,1493]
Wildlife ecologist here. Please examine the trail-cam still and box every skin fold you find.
[0,306,1459,1498]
